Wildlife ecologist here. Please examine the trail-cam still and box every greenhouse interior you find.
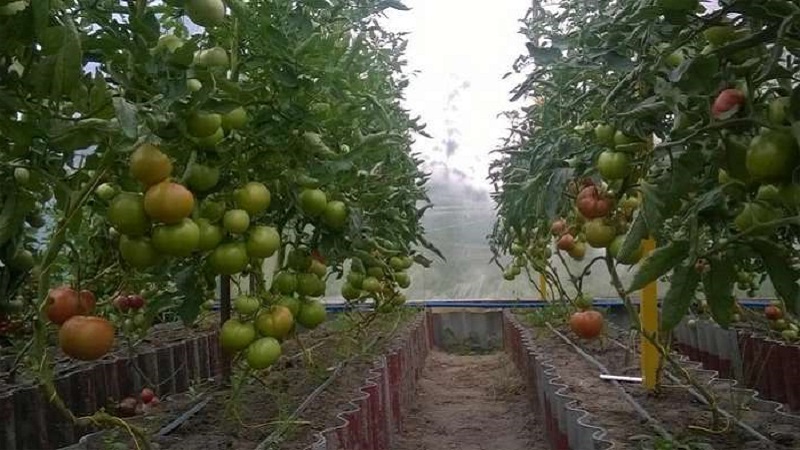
[1,0,799,449]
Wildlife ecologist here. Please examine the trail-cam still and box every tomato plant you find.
[1,0,437,441]
[490,0,800,363]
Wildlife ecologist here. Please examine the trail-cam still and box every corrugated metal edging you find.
[503,311,616,450]
[305,311,431,450]
[430,310,504,351]
[673,319,800,413]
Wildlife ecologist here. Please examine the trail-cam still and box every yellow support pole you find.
[539,273,548,300]
[640,238,660,390]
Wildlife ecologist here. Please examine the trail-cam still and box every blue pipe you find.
[208,297,774,312]
[320,297,775,312]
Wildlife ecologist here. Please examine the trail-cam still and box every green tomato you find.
[187,112,222,138]
[341,282,361,300]
[223,209,250,234]
[597,151,631,180]
[221,107,248,131]
[733,202,782,233]
[108,193,150,236]
[13,167,30,186]
[322,200,347,230]
[234,182,271,215]
[119,235,160,268]
[394,271,411,289]
[584,220,616,248]
[703,25,738,46]
[362,277,381,293]
[193,46,229,68]
[746,130,799,182]
[272,272,297,295]
[246,226,280,258]
[780,184,800,209]
[296,300,326,329]
[220,319,256,353]
[185,0,226,27]
[197,218,224,251]
[186,164,220,192]
[152,219,201,257]
[200,199,226,223]
[755,184,781,204]
[346,272,364,289]
[664,49,685,68]
[233,295,261,316]
[299,189,327,217]
[208,243,249,275]
[768,97,790,125]
[187,79,203,92]
[594,124,615,147]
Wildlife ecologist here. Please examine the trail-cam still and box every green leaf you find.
[525,44,562,65]
[174,265,206,324]
[377,0,410,11]
[628,240,690,292]
[0,196,18,247]
[113,97,139,139]
[32,26,82,98]
[618,212,647,262]
[640,181,665,234]
[703,254,736,328]
[31,0,48,37]
[661,262,700,333]
[752,240,800,314]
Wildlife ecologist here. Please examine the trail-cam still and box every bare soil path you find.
[393,350,548,450]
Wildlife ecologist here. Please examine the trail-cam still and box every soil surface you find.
[514,311,800,450]
[393,351,547,450]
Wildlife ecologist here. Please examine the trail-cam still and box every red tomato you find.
[576,185,614,219]
[711,88,745,119]
[59,316,115,360]
[550,219,567,236]
[765,305,783,321]
[569,310,604,339]
[141,388,155,404]
[47,287,95,325]
[557,233,576,251]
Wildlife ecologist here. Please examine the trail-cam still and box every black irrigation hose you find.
[155,395,213,437]
[598,322,772,444]
[544,322,675,441]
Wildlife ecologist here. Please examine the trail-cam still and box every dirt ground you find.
[393,351,548,450]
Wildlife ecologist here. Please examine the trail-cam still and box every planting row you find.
[506,310,800,450]
[47,309,428,450]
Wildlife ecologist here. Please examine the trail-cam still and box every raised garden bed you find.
[507,310,800,450]
[61,308,429,450]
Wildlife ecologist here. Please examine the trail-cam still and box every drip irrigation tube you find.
[544,323,674,442]
[155,396,212,437]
